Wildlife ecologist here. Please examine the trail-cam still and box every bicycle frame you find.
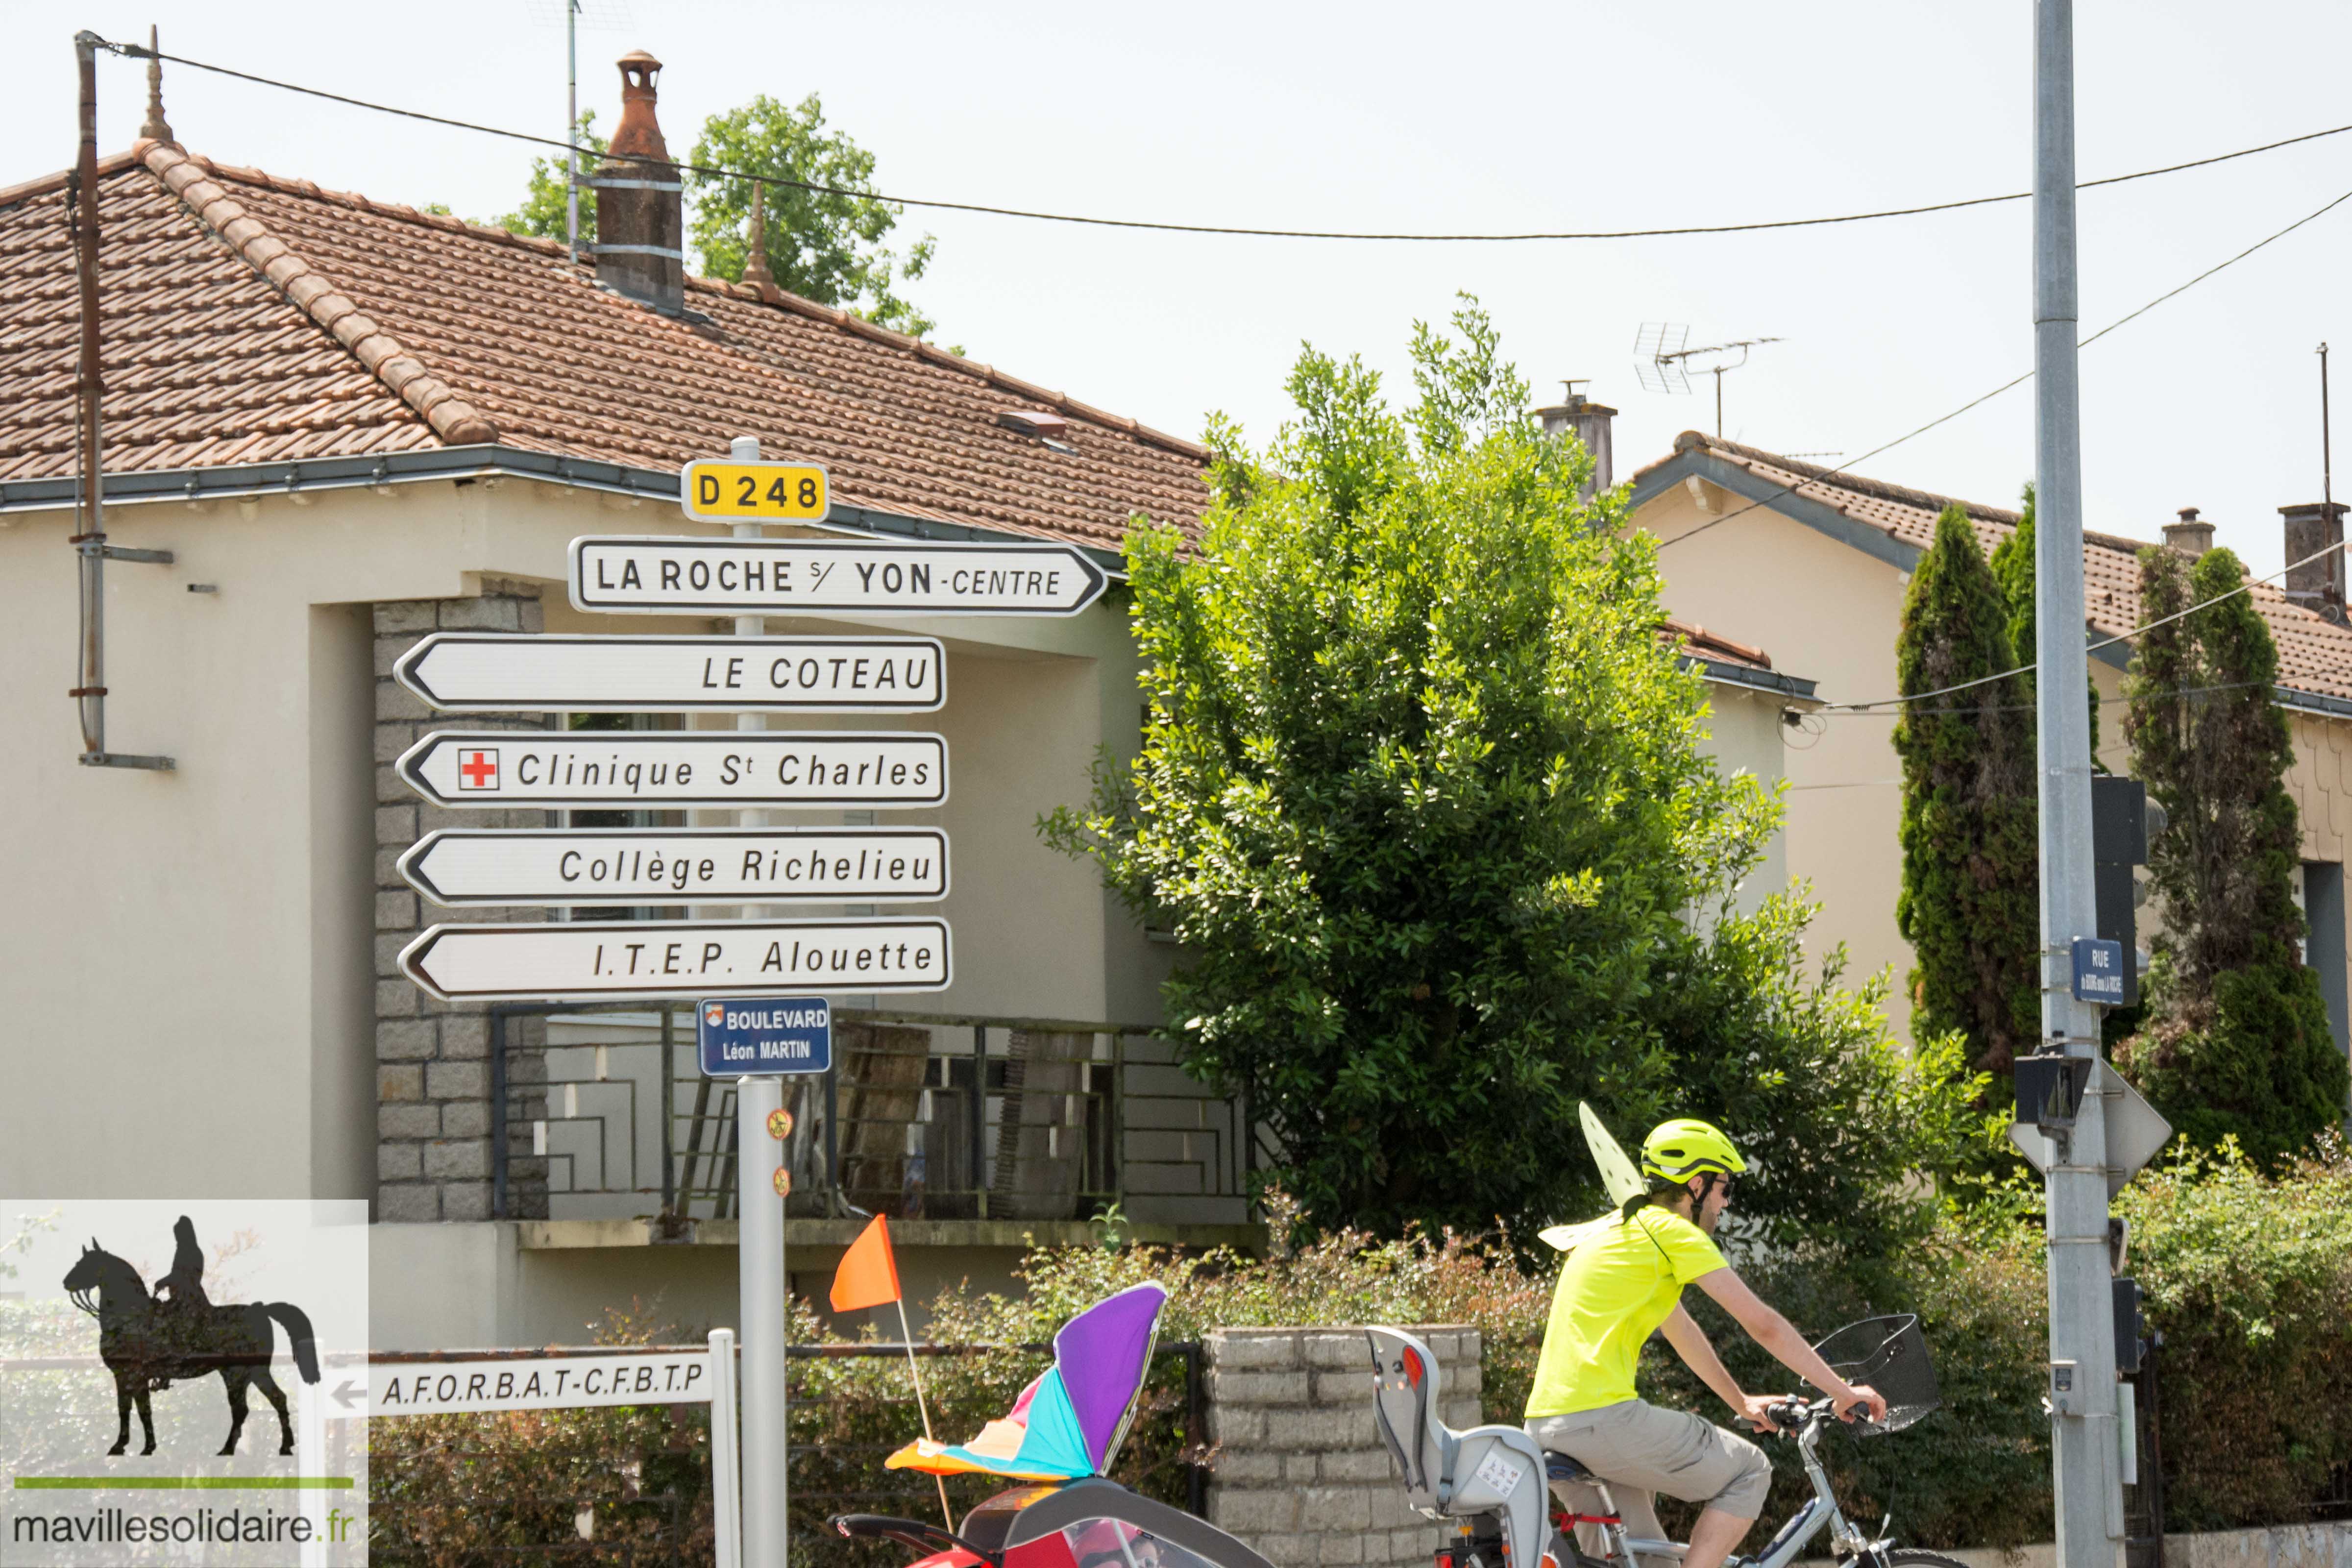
[1569,1406,1889,1568]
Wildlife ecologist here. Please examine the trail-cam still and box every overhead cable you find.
[1654,180,2352,579]
[95,36,2352,244]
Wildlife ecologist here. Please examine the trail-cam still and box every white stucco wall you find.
[1639,477,2352,1048]
[1692,678,1802,919]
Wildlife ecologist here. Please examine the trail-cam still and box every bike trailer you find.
[833,1478,1278,1568]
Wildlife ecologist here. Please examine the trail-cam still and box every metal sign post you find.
[2031,4,2127,1559]
[708,1328,743,1568]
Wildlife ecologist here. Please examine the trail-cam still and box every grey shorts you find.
[1527,1400,1773,1521]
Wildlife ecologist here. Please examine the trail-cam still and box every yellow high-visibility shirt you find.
[1524,1206,1728,1418]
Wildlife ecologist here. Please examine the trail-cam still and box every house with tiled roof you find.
[1627,429,2352,1058]
[0,52,1249,1348]
[0,52,1833,1348]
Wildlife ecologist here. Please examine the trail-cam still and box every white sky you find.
[10,1,2352,576]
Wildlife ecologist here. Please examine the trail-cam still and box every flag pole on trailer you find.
[833,1213,953,1530]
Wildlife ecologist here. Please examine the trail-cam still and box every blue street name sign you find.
[2070,937,2127,1004]
[698,997,832,1076]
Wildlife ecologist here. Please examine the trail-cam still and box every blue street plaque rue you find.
[697,996,832,1076]
[2070,937,2127,1004]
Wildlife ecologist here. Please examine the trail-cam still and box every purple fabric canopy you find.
[1053,1281,1170,1471]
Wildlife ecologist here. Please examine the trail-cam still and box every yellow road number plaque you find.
[680,459,830,522]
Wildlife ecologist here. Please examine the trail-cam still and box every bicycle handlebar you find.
[1762,1396,1835,1434]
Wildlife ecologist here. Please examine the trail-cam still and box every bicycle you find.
[1367,1316,1964,1568]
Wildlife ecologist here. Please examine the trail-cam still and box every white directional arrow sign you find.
[396,730,947,809]
[394,634,944,713]
[400,827,950,906]
[569,536,1109,616]
[399,916,952,1001]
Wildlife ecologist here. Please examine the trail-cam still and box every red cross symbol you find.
[456,748,500,790]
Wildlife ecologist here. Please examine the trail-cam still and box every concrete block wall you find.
[1205,1325,1481,1568]
[372,585,554,1224]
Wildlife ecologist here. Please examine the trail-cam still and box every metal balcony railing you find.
[486,1004,1254,1229]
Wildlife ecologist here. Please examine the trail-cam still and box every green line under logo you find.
[12,1477,355,1490]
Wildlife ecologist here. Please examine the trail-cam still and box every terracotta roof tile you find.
[1643,432,2352,705]
[0,142,1207,552]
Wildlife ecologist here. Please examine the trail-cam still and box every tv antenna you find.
[1634,324,1784,438]
[527,0,635,266]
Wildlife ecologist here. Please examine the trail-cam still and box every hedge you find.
[363,1138,2352,1561]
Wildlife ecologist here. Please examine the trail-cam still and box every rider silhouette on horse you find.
[63,1216,320,1457]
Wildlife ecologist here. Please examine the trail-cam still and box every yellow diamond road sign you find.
[681,459,829,522]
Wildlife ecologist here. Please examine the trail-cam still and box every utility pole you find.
[2031,3,2123,1564]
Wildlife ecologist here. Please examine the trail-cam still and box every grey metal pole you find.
[2032,4,2124,1564]
[564,0,580,267]
[728,433,791,1568]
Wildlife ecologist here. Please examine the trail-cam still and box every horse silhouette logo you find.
[58,1216,320,1457]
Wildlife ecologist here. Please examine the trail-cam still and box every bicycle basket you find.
[1805,1314,1938,1436]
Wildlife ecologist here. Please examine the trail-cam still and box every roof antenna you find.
[1634,324,1783,438]
[137,25,175,149]
[527,0,633,265]
[2321,341,2333,511]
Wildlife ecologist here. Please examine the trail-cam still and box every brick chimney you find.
[2163,507,2213,558]
[593,50,684,314]
[1536,381,1616,501]
[2280,500,2347,618]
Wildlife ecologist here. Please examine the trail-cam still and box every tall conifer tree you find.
[1987,482,2099,753]
[2120,545,2348,1161]
[1894,508,2043,1073]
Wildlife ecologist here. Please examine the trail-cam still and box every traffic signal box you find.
[2091,775,2159,1008]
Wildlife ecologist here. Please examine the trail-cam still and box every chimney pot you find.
[593,49,684,314]
[2162,507,2214,558]
[2280,501,2348,612]
[1536,380,1615,502]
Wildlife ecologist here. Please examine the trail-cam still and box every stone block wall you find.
[1205,1325,1482,1568]
[372,585,554,1224]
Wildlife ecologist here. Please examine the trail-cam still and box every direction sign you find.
[400,916,952,1001]
[399,827,950,906]
[699,997,832,1076]
[570,537,1109,617]
[396,730,947,809]
[679,458,829,522]
[394,634,943,713]
[373,1350,714,1416]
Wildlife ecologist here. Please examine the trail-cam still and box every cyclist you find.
[1525,1119,1888,1568]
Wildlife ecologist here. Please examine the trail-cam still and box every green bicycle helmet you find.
[1640,1119,1747,1182]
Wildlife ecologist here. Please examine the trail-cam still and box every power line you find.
[1826,524,2352,713]
[1654,179,2352,566]
[1816,678,2273,718]
[97,35,2352,245]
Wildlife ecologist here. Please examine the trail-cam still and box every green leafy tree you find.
[1045,298,1976,1250]
[498,113,607,245]
[1986,481,2100,755]
[1894,509,2041,1077]
[2119,544,2348,1162]
[687,95,936,338]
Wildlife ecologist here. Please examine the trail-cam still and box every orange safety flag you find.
[830,1213,902,1312]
